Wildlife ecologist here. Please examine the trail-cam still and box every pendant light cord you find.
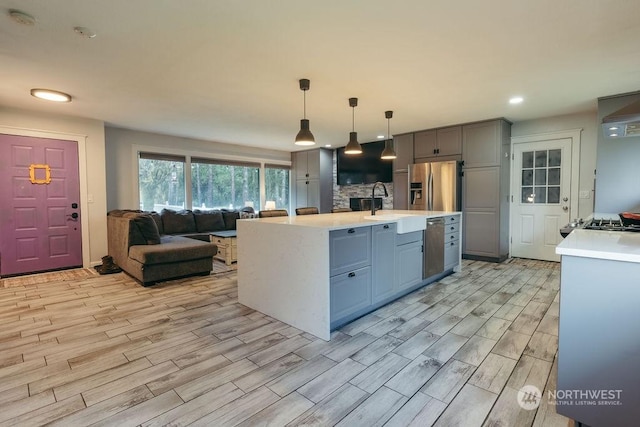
[303,90,306,120]
[352,106,355,132]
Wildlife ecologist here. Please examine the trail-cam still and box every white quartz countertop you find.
[242,210,460,231]
[556,228,640,263]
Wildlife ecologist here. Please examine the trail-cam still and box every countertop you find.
[241,210,461,231]
[556,228,640,263]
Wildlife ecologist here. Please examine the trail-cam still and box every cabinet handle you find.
[348,272,356,277]
[450,242,455,246]
[306,173,309,177]
[433,148,437,154]
[347,228,355,234]
[450,235,455,239]
[383,224,389,229]
[450,226,455,230]
[306,181,309,184]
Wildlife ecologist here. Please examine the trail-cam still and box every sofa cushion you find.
[161,209,196,234]
[128,235,217,265]
[125,213,161,245]
[222,211,240,231]
[193,209,225,232]
[149,211,164,235]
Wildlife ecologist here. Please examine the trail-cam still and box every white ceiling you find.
[1,0,639,152]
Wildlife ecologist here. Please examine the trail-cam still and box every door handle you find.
[67,212,79,221]
[563,197,568,202]
[562,206,568,211]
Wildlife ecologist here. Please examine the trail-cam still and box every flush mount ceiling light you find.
[30,88,72,103]
[509,96,524,105]
[381,110,397,160]
[294,78,315,146]
[8,9,36,26]
[74,26,97,39]
[344,97,362,155]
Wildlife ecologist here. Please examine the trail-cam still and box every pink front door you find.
[0,134,82,276]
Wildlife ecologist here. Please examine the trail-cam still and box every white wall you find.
[595,92,640,213]
[105,126,291,210]
[512,111,598,219]
[0,106,107,266]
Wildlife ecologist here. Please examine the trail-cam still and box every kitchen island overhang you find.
[237,210,462,341]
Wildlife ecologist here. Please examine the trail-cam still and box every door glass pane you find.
[548,187,560,204]
[548,168,560,185]
[522,152,534,168]
[522,187,534,203]
[548,149,561,167]
[522,170,533,186]
[534,187,546,203]
[535,151,547,167]
[534,169,547,185]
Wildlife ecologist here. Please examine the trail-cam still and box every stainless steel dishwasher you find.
[424,218,445,278]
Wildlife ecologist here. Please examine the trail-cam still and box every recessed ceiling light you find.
[608,126,619,131]
[30,88,72,103]
[509,96,524,105]
[8,9,36,26]
[325,144,331,147]
[377,135,385,139]
[610,133,618,137]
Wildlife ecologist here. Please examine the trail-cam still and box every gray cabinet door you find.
[294,151,309,180]
[306,179,320,209]
[306,149,320,179]
[436,126,462,157]
[295,179,307,208]
[395,240,423,291]
[414,130,437,159]
[330,266,372,323]
[462,120,501,168]
[393,172,408,209]
[444,240,460,270]
[393,134,414,173]
[330,227,372,276]
[462,167,500,257]
[372,223,396,303]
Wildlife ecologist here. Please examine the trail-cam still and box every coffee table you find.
[210,230,237,265]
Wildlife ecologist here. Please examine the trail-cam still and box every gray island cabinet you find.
[238,210,461,340]
[556,229,640,426]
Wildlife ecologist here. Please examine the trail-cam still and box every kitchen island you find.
[237,210,461,340]
[555,228,640,426]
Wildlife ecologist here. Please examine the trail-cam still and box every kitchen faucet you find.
[371,181,388,215]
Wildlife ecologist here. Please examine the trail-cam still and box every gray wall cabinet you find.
[461,119,511,261]
[393,172,408,209]
[293,148,333,213]
[414,126,462,162]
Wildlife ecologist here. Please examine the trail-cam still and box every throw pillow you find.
[161,209,196,234]
[149,211,164,235]
[133,214,161,244]
[193,209,225,232]
[222,211,240,230]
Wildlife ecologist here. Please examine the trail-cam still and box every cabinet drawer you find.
[445,231,459,245]
[330,227,372,276]
[444,215,460,225]
[445,221,460,235]
[330,266,372,322]
[444,240,460,269]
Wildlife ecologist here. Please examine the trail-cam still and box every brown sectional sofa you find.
[107,208,249,286]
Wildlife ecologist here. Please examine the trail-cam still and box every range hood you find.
[602,100,640,138]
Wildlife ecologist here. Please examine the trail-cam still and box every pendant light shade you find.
[294,79,315,146]
[344,97,362,154]
[380,110,397,160]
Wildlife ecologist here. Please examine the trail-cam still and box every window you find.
[521,149,561,204]
[191,158,260,210]
[138,153,185,211]
[265,164,290,210]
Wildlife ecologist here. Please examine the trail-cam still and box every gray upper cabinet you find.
[462,121,503,167]
[293,148,333,212]
[392,133,414,173]
[414,126,462,161]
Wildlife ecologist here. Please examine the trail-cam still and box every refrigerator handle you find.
[428,171,433,210]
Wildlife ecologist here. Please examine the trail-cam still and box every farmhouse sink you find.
[364,213,426,234]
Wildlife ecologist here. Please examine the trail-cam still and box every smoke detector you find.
[8,9,36,26]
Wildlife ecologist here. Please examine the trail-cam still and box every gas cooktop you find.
[582,218,640,232]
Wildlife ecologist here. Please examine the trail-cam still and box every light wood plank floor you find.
[0,259,569,426]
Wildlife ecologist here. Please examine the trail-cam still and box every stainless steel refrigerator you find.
[408,160,460,211]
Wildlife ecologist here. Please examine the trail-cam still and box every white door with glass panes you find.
[511,138,572,261]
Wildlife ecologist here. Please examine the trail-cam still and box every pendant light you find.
[381,110,397,159]
[344,97,362,154]
[294,78,315,146]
